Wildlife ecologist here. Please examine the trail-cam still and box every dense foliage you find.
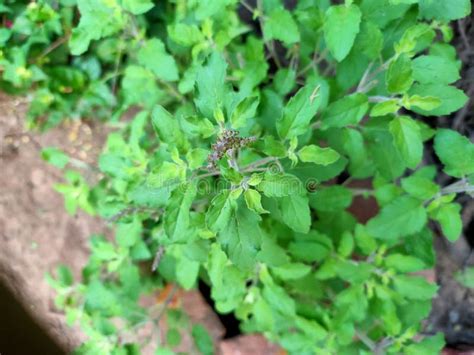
[2,0,474,354]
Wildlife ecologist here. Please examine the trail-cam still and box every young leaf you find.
[244,189,268,214]
[409,84,468,116]
[324,4,362,62]
[434,129,474,177]
[366,196,427,240]
[277,85,322,140]
[389,116,423,169]
[403,95,441,111]
[41,147,69,168]
[321,93,368,129]
[230,96,259,129]
[370,100,400,117]
[430,203,462,242]
[297,145,340,166]
[386,54,413,94]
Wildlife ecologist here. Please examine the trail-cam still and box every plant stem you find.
[368,95,393,103]
[256,0,282,69]
[355,330,376,351]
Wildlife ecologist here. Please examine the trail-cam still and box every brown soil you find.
[0,93,109,351]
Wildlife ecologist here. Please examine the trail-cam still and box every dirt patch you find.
[0,93,109,351]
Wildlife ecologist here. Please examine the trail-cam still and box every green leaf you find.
[412,55,460,85]
[55,265,74,287]
[257,173,304,197]
[386,54,413,94]
[116,217,142,247]
[230,96,259,129]
[278,194,311,233]
[195,52,228,119]
[168,23,204,47]
[419,0,471,21]
[176,256,200,289]
[370,100,401,117]
[206,190,239,232]
[392,275,438,300]
[324,4,362,62]
[354,224,377,255]
[455,268,474,288]
[70,0,125,55]
[151,105,187,150]
[41,147,69,168]
[85,280,119,314]
[366,196,427,240]
[260,267,296,316]
[401,176,439,200]
[219,203,262,270]
[409,84,468,116]
[289,240,331,263]
[121,0,154,15]
[389,116,423,169]
[403,95,441,111]
[264,8,300,46]
[405,333,445,355]
[244,189,268,214]
[321,93,368,129]
[273,68,296,96]
[164,182,198,242]
[385,253,426,272]
[137,38,179,82]
[277,85,322,140]
[297,145,340,166]
[431,203,462,242]
[191,324,214,355]
[309,186,353,212]
[434,129,474,177]
[366,121,406,180]
[257,236,290,266]
[338,231,354,257]
[186,148,208,170]
[272,263,311,280]
[166,328,181,347]
[354,21,383,60]
[122,65,161,108]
